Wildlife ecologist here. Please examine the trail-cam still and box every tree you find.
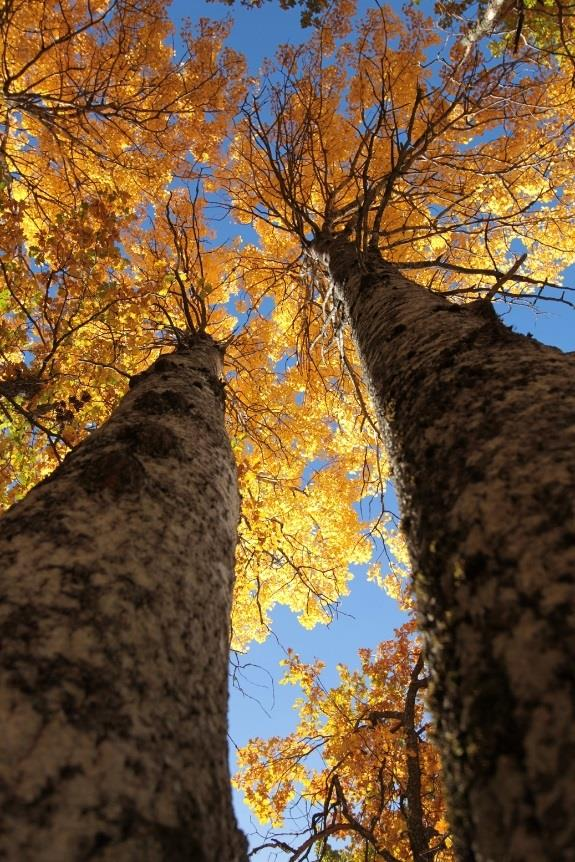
[0,191,384,861]
[0,330,248,860]
[236,624,454,862]
[0,5,392,855]
[228,7,575,859]
[0,4,251,857]
[309,238,575,862]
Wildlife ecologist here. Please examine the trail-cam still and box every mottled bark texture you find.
[314,237,575,862]
[0,334,247,862]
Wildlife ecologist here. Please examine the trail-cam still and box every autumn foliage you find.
[0,0,242,493]
[235,624,454,861]
[1,0,575,858]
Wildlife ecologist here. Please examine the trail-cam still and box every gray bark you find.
[313,237,575,862]
[0,334,247,861]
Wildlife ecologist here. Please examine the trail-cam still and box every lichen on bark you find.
[0,333,247,861]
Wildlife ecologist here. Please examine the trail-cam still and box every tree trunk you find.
[0,334,247,862]
[313,237,575,862]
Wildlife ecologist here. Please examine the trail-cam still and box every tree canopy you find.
[1,0,574,857]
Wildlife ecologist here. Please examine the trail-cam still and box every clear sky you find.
[167,2,575,856]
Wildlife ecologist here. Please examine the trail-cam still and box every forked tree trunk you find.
[0,334,247,862]
[314,237,575,862]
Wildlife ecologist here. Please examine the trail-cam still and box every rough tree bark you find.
[313,237,575,862]
[0,333,247,862]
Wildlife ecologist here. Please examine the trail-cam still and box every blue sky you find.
[167,2,575,856]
